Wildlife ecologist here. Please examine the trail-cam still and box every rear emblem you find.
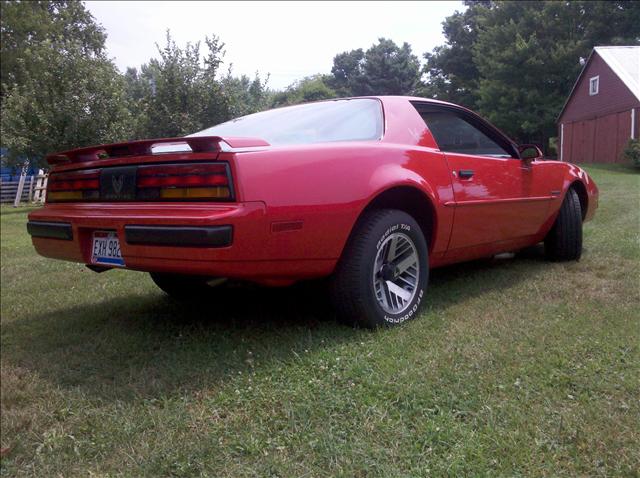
[112,175,124,195]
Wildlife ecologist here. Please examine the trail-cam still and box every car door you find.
[416,105,552,251]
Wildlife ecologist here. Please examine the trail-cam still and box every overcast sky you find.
[85,1,464,90]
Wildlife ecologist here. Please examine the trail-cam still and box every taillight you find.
[46,162,233,202]
[47,169,100,202]
[136,163,232,200]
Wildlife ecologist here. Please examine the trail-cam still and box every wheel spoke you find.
[404,269,417,280]
[386,280,411,302]
[397,275,415,287]
[386,235,399,261]
[394,241,412,258]
[394,253,417,274]
[382,281,393,309]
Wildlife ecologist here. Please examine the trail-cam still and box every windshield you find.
[190,98,383,146]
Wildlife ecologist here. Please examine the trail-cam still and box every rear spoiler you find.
[46,136,270,165]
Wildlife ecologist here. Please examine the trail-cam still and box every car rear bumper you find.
[28,221,235,247]
[27,202,336,283]
[27,221,74,240]
[124,224,233,247]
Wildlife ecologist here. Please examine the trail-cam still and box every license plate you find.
[91,231,125,266]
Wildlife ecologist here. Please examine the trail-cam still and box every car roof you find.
[327,95,478,116]
[372,96,519,149]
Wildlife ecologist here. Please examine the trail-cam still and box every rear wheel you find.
[544,188,583,261]
[149,272,228,300]
[330,209,429,328]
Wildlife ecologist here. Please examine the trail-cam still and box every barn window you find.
[589,76,599,96]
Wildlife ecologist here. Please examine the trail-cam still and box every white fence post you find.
[33,169,48,204]
[13,168,27,207]
[28,175,35,202]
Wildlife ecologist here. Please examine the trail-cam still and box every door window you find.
[419,110,513,158]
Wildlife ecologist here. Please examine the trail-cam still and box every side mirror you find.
[518,144,544,161]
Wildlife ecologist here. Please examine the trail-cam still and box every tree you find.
[329,38,421,97]
[329,49,366,97]
[473,1,640,148]
[418,3,486,108]
[422,1,640,151]
[0,0,106,98]
[270,75,336,107]
[0,1,133,167]
[130,32,226,138]
[123,66,154,139]
[361,38,421,96]
[220,70,270,119]
[123,32,270,138]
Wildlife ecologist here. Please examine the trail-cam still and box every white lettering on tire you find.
[384,289,423,324]
[376,223,411,250]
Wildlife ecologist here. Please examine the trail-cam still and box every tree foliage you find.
[329,49,366,97]
[270,75,336,107]
[622,139,640,169]
[123,32,269,139]
[0,1,132,166]
[329,38,421,96]
[419,3,485,109]
[362,38,421,96]
[270,38,421,107]
[3,0,639,166]
[220,70,270,119]
[124,32,225,138]
[0,0,106,97]
[422,1,640,149]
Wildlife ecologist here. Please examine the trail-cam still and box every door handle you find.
[459,169,474,179]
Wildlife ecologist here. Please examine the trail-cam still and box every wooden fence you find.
[0,171,48,205]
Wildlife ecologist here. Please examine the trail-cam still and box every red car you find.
[27,96,598,327]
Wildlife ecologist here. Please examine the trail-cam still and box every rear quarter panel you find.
[229,141,455,262]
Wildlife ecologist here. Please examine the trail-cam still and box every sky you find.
[85,1,464,90]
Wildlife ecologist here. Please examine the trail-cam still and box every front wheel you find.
[330,209,429,328]
[544,188,583,261]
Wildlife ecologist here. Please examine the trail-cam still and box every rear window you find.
[191,98,383,146]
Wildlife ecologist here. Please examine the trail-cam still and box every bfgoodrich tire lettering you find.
[330,209,429,328]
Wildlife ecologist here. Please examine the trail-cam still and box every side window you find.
[589,76,599,96]
[420,110,513,157]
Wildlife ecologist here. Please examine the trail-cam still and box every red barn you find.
[558,46,639,163]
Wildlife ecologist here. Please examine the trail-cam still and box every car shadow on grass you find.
[4,245,552,401]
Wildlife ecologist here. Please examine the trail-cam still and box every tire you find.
[149,272,228,301]
[330,209,429,328]
[544,188,583,261]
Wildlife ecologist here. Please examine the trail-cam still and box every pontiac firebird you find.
[27,96,598,327]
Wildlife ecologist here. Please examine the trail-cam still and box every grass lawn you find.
[1,164,639,477]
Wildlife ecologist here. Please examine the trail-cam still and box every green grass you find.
[1,164,639,477]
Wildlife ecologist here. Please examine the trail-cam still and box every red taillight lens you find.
[136,163,232,200]
[48,179,100,191]
[46,162,233,202]
[47,169,100,202]
[137,171,228,188]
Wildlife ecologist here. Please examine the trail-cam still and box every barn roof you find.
[557,45,640,121]
[595,46,640,100]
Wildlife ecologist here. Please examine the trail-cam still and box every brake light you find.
[47,169,100,202]
[46,162,233,202]
[136,163,232,200]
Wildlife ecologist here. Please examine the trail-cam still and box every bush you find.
[622,138,640,169]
